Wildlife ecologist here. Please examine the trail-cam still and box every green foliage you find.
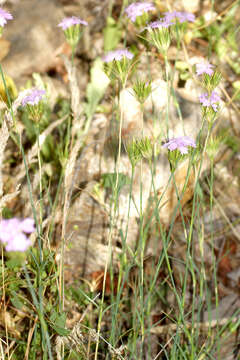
[233,80,240,100]
[10,290,25,310]
[132,79,152,104]
[63,23,84,50]
[68,285,92,306]
[103,55,136,85]
[5,254,26,269]
[175,61,191,81]
[202,71,222,93]
[137,137,154,160]
[166,147,196,172]
[219,128,240,153]
[126,137,154,167]
[2,206,13,218]
[103,16,122,52]
[147,27,171,54]
[0,246,64,358]
[20,95,72,183]
[206,134,224,160]
[197,4,240,75]
[126,138,143,167]
[20,101,51,141]
[101,172,130,193]
[49,310,70,336]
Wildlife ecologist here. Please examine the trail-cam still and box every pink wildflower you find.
[102,49,134,63]
[164,11,195,24]
[0,8,13,27]
[199,91,220,112]
[19,218,35,233]
[0,218,35,252]
[163,136,196,154]
[147,18,173,29]
[58,16,88,30]
[125,2,155,22]
[5,233,31,252]
[196,62,214,76]
[21,88,46,107]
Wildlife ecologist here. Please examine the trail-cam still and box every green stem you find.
[94,78,126,359]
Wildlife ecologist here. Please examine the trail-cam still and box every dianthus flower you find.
[163,136,196,154]
[164,11,195,24]
[147,17,173,29]
[21,88,46,107]
[58,16,88,30]
[0,8,13,27]
[196,62,214,76]
[199,91,220,112]
[102,49,134,63]
[0,218,35,252]
[125,2,155,22]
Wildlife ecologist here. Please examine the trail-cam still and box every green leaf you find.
[101,172,130,193]
[5,256,25,269]
[103,17,122,52]
[56,313,66,327]
[51,324,70,336]
[40,134,54,161]
[49,311,70,336]
[10,290,24,310]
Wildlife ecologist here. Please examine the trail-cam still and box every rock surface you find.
[2,0,109,83]
[2,0,65,80]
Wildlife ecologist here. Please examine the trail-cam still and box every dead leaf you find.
[218,239,237,285]
[91,270,121,295]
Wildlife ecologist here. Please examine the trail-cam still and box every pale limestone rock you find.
[182,0,200,13]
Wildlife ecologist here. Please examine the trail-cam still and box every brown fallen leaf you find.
[91,270,122,295]
[218,239,237,285]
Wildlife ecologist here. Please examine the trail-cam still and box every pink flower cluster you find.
[199,91,220,112]
[196,60,220,111]
[125,2,155,22]
[0,218,35,252]
[196,62,214,76]
[21,88,46,107]
[58,16,88,30]
[147,18,173,29]
[102,49,134,63]
[163,136,196,154]
[164,11,195,24]
[147,10,195,29]
[0,7,12,27]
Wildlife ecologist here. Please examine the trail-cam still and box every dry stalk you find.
[60,55,86,309]
[62,55,83,135]
[24,316,38,360]
[0,102,22,212]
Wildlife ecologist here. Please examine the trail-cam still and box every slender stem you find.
[164,54,170,137]
[36,125,43,228]
[94,78,126,360]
